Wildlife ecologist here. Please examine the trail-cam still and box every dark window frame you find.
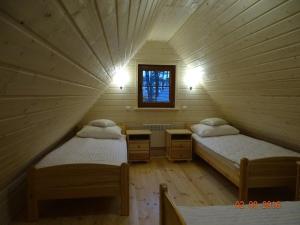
[138,64,176,108]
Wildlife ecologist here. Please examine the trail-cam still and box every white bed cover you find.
[178,201,300,225]
[35,136,127,168]
[192,133,300,166]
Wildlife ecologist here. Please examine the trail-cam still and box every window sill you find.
[134,107,180,111]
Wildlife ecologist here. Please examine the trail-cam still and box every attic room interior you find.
[0,0,300,224]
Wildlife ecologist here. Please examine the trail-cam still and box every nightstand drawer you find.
[171,149,191,159]
[171,141,191,149]
[129,151,149,161]
[128,141,149,151]
[166,129,192,161]
[126,129,151,162]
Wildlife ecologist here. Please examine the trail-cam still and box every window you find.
[138,64,175,108]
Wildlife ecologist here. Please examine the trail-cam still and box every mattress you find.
[178,201,300,225]
[192,133,300,165]
[35,135,127,168]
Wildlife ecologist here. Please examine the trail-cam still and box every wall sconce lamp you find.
[112,66,129,90]
[184,66,204,91]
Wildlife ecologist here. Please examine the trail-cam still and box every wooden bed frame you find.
[160,183,186,225]
[160,182,300,225]
[27,124,129,221]
[193,139,300,201]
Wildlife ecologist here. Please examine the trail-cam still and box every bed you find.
[27,131,129,221]
[192,133,300,201]
[159,183,300,225]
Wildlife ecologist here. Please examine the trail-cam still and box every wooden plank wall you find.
[169,0,300,151]
[0,0,162,223]
[83,41,221,128]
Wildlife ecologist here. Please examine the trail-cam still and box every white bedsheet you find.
[178,201,300,225]
[192,134,300,165]
[35,136,127,168]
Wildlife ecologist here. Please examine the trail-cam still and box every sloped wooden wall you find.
[169,0,300,151]
[0,0,162,222]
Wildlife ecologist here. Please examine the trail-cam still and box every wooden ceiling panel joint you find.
[0,9,107,87]
[56,0,112,81]
[94,0,116,70]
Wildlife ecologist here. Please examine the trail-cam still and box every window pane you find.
[142,86,170,103]
[138,64,175,108]
[142,70,170,103]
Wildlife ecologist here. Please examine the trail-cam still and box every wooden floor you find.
[12,157,293,225]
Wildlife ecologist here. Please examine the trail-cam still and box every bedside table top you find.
[126,129,152,135]
[166,129,192,135]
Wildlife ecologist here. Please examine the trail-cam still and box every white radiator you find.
[143,124,174,147]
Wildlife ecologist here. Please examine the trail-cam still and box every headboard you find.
[117,123,127,134]
[184,122,196,131]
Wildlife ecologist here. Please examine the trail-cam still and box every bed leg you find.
[27,169,38,221]
[239,158,249,202]
[296,162,300,200]
[28,195,38,221]
[287,184,296,200]
[120,163,129,216]
[160,184,168,225]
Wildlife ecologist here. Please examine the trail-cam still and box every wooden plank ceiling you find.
[0,0,164,191]
[0,0,203,195]
[149,0,204,40]
[1,0,299,209]
[169,0,300,150]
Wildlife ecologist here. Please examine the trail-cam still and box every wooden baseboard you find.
[151,147,166,157]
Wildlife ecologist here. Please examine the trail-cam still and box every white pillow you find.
[200,117,228,126]
[89,119,116,127]
[191,124,239,137]
[76,125,122,139]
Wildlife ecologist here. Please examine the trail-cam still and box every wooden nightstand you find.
[166,129,192,161]
[296,161,300,200]
[126,130,152,162]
